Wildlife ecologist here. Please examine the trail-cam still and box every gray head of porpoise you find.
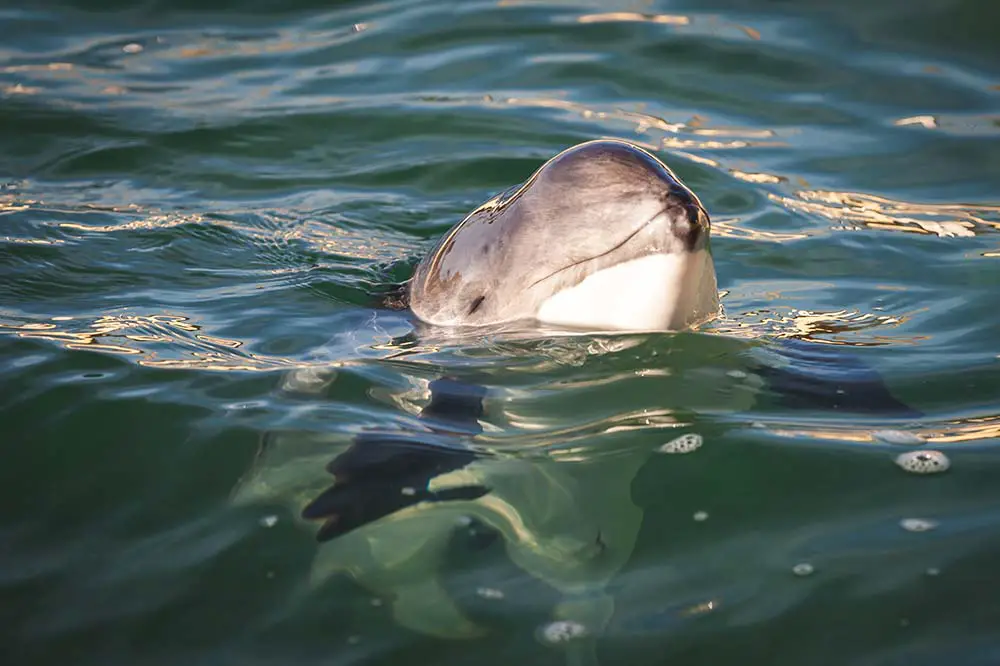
[409,139,720,332]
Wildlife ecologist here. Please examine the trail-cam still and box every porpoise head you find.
[409,139,720,332]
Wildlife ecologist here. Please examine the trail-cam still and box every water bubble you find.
[875,430,926,446]
[347,635,361,645]
[658,433,702,454]
[727,369,748,379]
[259,515,278,528]
[693,511,709,522]
[900,518,938,532]
[122,43,143,53]
[926,567,941,577]
[895,450,950,474]
[476,587,504,600]
[401,486,416,496]
[538,620,589,645]
[792,563,814,576]
[455,515,473,528]
[370,598,384,607]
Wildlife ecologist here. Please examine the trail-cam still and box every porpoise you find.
[233,139,918,664]
[409,139,720,333]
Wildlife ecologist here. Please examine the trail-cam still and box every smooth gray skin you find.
[409,139,719,329]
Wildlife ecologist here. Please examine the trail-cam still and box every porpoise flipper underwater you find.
[298,376,491,544]
[750,337,922,419]
[300,381,491,542]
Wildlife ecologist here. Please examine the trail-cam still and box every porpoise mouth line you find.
[527,204,684,289]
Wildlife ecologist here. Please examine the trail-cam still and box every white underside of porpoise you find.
[536,251,717,331]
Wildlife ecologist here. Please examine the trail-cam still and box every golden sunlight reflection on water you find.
[764,413,1000,447]
[58,212,205,233]
[772,190,1000,238]
[0,314,295,371]
[5,197,413,264]
[8,51,992,249]
[896,113,1000,136]
[492,94,784,148]
[710,296,926,347]
[576,12,690,26]
[482,94,998,242]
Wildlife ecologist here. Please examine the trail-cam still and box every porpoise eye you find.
[468,295,485,314]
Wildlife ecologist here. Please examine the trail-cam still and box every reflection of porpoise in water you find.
[232,140,918,660]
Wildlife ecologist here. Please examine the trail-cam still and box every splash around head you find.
[409,139,720,334]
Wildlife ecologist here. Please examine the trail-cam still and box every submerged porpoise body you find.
[233,140,917,657]
[410,139,720,333]
[235,140,725,648]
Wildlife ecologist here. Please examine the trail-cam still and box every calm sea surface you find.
[2,1,1000,664]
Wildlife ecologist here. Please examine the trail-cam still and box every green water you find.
[3,0,1000,664]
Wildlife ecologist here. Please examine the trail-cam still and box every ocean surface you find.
[2,0,1000,664]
